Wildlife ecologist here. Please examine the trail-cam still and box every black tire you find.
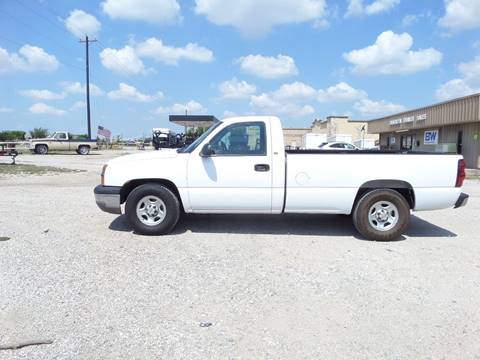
[78,145,90,155]
[35,144,48,155]
[125,184,180,235]
[353,189,410,241]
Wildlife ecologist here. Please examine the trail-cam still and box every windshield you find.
[177,121,222,153]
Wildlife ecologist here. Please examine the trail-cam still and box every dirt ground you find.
[1,151,479,359]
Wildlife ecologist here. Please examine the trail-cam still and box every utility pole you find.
[79,36,97,140]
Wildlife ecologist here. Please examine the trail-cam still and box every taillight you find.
[101,164,107,185]
[456,159,465,187]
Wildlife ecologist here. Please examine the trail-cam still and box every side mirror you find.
[200,143,214,157]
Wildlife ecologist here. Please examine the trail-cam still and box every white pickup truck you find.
[94,116,468,241]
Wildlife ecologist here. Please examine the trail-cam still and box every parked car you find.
[318,142,359,150]
[28,131,97,155]
[94,116,468,241]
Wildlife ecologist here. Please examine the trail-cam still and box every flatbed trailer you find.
[0,142,26,164]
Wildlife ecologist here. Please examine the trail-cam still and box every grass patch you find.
[0,163,84,176]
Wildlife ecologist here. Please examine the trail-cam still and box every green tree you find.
[0,130,26,141]
[29,128,49,138]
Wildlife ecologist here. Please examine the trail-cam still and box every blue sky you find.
[1,0,480,137]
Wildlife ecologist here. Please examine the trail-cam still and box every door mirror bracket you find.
[200,143,214,157]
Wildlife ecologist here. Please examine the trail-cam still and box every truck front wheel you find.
[125,184,180,235]
[35,144,48,155]
[353,189,410,241]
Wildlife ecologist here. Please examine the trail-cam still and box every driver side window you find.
[210,122,266,156]
[55,133,67,140]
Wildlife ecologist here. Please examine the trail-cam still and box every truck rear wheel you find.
[77,145,90,155]
[35,144,48,155]
[353,189,410,241]
[125,184,180,235]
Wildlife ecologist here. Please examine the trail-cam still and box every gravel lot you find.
[1,151,479,359]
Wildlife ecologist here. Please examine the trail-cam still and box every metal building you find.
[368,93,480,169]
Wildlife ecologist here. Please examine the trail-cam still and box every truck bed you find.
[285,149,456,155]
[284,151,462,214]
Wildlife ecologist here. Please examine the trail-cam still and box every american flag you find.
[97,125,111,138]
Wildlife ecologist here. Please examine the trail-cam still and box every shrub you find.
[29,127,49,138]
[0,130,26,141]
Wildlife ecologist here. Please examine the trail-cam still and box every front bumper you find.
[454,192,469,209]
[94,185,121,214]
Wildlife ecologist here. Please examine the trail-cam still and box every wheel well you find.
[120,179,184,212]
[79,144,90,148]
[35,143,48,149]
[352,180,415,212]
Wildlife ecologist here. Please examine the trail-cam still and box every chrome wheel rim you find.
[368,201,398,232]
[79,147,88,154]
[136,195,167,226]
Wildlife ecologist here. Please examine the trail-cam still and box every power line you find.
[13,0,72,37]
[12,0,147,78]
[0,8,84,72]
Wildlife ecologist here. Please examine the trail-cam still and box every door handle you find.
[254,164,270,172]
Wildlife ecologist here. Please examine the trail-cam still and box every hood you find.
[108,149,180,165]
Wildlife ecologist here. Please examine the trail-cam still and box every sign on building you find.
[424,130,439,145]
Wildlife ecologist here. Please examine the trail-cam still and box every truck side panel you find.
[284,153,462,214]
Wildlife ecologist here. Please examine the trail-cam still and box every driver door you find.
[187,121,272,213]
[51,133,68,150]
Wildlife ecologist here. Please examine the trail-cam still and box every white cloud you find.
[64,9,101,38]
[401,12,432,27]
[218,78,256,99]
[365,0,400,14]
[458,56,480,84]
[70,101,86,111]
[401,14,418,27]
[20,89,66,100]
[29,103,66,116]
[0,107,13,113]
[60,81,104,96]
[136,37,214,65]
[154,100,207,115]
[249,81,316,116]
[345,0,400,17]
[354,98,405,117]
[101,0,181,24]
[345,0,364,17]
[436,56,480,101]
[343,31,442,75]
[235,54,298,79]
[100,46,146,75]
[107,83,163,102]
[195,0,327,37]
[272,82,317,101]
[223,110,237,117]
[251,93,315,116]
[435,79,479,101]
[0,45,59,74]
[439,0,480,32]
[318,82,367,102]
[313,18,330,29]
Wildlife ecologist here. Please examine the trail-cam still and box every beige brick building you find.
[283,116,379,149]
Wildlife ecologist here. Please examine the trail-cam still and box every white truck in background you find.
[94,116,468,241]
[302,133,327,149]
